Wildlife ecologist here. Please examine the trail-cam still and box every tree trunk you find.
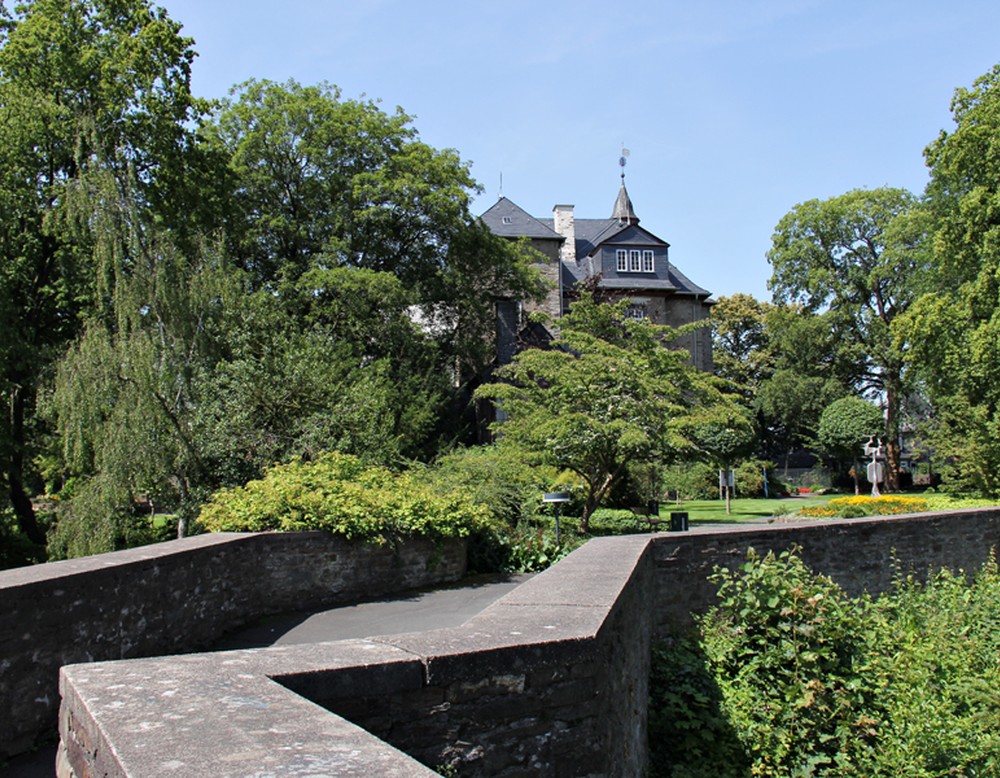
[7,385,46,546]
[884,376,902,492]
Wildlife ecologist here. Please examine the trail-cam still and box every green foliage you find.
[662,461,717,500]
[768,188,922,489]
[476,292,741,531]
[650,548,1000,776]
[424,444,557,528]
[0,0,204,548]
[709,293,773,402]
[648,636,749,778]
[198,451,493,543]
[733,459,782,498]
[816,397,882,459]
[901,64,1000,496]
[587,508,650,535]
[206,78,545,384]
[0,506,47,569]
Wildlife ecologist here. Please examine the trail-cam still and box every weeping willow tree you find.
[0,0,207,554]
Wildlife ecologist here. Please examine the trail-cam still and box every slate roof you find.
[481,195,711,300]
[480,197,562,241]
[538,219,671,260]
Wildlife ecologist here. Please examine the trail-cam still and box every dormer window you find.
[502,216,513,225]
[616,248,655,273]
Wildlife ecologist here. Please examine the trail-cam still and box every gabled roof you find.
[539,219,670,258]
[479,197,563,241]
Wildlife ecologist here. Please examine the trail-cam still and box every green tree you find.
[206,79,544,382]
[0,0,203,548]
[817,397,884,494]
[690,408,756,514]
[475,294,738,531]
[710,293,773,399]
[768,187,924,490]
[905,64,1000,494]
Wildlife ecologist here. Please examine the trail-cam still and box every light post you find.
[863,435,886,497]
[542,492,571,545]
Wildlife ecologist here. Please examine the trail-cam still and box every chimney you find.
[552,204,576,265]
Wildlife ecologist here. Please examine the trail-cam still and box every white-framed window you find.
[642,250,654,272]
[616,249,628,272]
[629,250,642,272]
[625,303,647,320]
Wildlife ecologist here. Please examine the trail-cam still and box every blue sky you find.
[162,0,1000,301]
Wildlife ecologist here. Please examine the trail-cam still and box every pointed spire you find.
[613,145,639,225]
[612,181,639,225]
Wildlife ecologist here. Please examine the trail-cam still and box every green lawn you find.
[658,495,834,524]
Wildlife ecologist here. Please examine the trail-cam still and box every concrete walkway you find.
[1,573,532,777]
[212,572,534,649]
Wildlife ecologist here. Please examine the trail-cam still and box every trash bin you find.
[646,500,659,518]
[670,511,689,532]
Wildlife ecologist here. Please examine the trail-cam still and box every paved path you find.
[212,572,534,650]
[1,573,532,776]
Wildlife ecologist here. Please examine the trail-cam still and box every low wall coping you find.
[59,535,653,777]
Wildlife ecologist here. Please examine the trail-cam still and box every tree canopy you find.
[904,64,1000,494]
[767,187,924,489]
[476,293,745,530]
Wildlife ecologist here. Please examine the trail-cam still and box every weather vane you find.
[619,144,630,181]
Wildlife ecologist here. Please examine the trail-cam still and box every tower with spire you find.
[478,152,714,372]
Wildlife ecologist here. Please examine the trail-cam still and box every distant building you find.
[480,180,714,371]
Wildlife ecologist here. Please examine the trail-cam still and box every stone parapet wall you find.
[0,531,465,759]
[58,536,655,777]
[40,508,1000,775]
[651,508,1000,635]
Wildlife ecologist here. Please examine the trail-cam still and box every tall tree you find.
[710,293,773,400]
[0,0,203,546]
[816,397,884,494]
[905,63,1000,494]
[206,79,544,383]
[768,187,925,490]
[476,293,742,531]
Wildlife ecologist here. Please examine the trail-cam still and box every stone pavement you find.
[0,572,532,777]
[212,571,534,649]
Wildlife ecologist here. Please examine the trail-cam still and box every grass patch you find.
[661,496,834,524]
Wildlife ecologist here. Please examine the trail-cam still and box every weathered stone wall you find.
[57,536,654,777]
[46,508,1000,776]
[0,531,465,758]
[651,509,1000,635]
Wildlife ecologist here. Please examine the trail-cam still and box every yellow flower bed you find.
[799,495,928,519]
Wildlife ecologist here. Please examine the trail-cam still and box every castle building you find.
[479,180,714,371]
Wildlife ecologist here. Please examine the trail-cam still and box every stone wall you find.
[44,508,1000,776]
[0,531,465,759]
[651,509,1000,635]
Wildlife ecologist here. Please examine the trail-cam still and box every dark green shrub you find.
[662,462,717,500]
[425,444,559,527]
[647,636,749,777]
[734,459,782,498]
[588,507,648,535]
